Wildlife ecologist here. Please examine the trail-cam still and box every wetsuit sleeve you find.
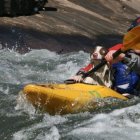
[125,52,140,75]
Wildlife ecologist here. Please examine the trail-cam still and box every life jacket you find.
[112,62,140,94]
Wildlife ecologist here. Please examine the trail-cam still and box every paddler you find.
[67,17,140,97]
[105,17,140,97]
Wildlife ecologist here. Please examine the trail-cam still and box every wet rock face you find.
[0,0,140,53]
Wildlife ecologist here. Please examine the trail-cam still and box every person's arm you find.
[125,52,140,75]
[105,44,125,64]
[104,50,125,64]
[105,49,140,75]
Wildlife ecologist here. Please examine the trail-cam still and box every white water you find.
[0,48,89,85]
[0,48,140,140]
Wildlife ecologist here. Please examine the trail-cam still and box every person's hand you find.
[69,75,83,83]
[104,50,125,64]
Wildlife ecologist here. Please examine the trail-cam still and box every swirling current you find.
[0,48,140,140]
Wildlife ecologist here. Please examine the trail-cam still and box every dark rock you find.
[0,0,140,53]
[0,0,48,16]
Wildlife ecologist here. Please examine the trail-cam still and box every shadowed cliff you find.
[0,0,140,53]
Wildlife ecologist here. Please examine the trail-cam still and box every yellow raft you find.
[22,83,128,115]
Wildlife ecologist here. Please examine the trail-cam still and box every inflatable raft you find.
[21,83,128,115]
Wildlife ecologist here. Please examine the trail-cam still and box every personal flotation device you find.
[112,62,140,94]
[109,43,140,94]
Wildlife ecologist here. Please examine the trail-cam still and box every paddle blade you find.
[122,26,140,51]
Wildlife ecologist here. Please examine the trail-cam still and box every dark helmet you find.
[127,17,140,31]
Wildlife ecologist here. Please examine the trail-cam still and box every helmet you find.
[127,17,140,31]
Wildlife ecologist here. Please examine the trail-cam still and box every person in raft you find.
[68,17,140,97]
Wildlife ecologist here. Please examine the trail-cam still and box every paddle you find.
[65,26,140,84]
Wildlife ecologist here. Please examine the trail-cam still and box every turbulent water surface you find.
[0,49,140,140]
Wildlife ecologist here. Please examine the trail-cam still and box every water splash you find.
[0,49,89,85]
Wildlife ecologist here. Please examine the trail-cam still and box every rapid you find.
[0,48,140,140]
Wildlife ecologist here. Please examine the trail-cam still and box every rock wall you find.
[0,0,140,53]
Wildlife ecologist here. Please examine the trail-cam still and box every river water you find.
[0,48,140,140]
